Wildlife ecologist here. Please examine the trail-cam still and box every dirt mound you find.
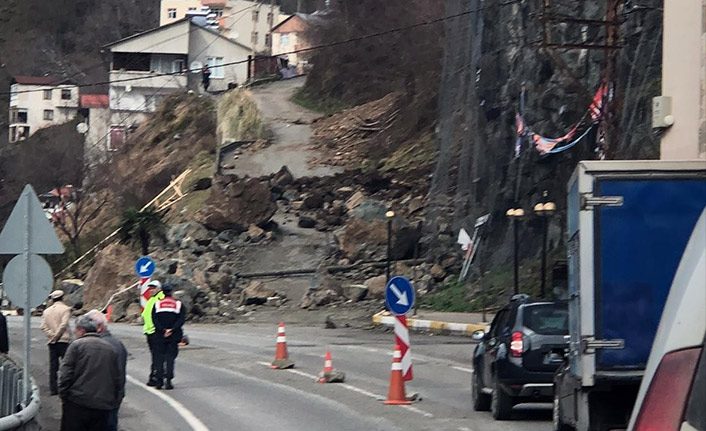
[309,93,401,167]
[82,242,138,309]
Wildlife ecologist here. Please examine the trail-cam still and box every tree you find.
[117,208,165,255]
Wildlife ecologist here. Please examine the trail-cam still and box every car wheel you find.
[553,390,572,431]
[491,378,513,420]
[472,371,491,411]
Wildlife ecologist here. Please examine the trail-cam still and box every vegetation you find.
[291,87,350,116]
[218,89,267,143]
[420,277,476,313]
[118,208,166,256]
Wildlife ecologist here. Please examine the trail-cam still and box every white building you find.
[104,17,251,140]
[160,0,289,53]
[8,76,79,143]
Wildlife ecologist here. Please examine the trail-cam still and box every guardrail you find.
[0,355,39,431]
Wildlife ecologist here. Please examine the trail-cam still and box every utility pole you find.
[297,0,302,13]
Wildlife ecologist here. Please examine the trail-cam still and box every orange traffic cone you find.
[105,305,114,323]
[318,351,333,383]
[384,344,411,405]
[271,323,295,369]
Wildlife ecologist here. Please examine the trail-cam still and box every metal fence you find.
[0,355,39,431]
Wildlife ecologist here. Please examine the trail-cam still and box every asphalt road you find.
[8,317,551,431]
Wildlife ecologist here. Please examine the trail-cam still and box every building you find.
[79,94,112,162]
[8,76,79,143]
[160,0,289,53]
[104,17,251,134]
[271,13,322,73]
[659,0,706,159]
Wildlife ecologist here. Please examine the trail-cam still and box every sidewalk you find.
[372,310,494,337]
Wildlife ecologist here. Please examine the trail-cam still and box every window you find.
[212,8,223,17]
[43,110,54,121]
[207,57,224,78]
[168,8,177,19]
[251,31,258,45]
[280,33,290,47]
[61,89,71,100]
[172,59,186,73]
[523,305,569,335]
[188,7,197,11]
[265,33,272,48]
[43,89,52,100]
[267,12,274,26]
[252,9,259,21]
[108,125,126,151]
[10,84,18,103]
[17,109,28,123]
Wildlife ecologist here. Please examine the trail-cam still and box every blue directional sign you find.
[385,276,415,316]
[135,256,155,278]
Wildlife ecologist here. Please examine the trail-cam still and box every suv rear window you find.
[523,305,569,335]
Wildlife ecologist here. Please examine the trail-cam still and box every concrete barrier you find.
[0,356,40,431]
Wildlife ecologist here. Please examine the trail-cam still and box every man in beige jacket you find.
[40,290,72,395]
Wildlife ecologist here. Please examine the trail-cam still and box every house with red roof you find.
[8,76,79,143]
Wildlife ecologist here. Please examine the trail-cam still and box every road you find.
[8,316,550,431]
[221,77,341,178]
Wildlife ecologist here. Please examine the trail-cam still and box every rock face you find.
[82,243,137,309]
[197,177,276,232]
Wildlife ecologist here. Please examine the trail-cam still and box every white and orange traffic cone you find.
[383,344,411,405]
[271,322,295,369]
[317,351,345,383]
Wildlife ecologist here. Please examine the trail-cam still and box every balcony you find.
[109,70,187,90]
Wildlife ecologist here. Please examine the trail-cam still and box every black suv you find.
[472,294,568,420]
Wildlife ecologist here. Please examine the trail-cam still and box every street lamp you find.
[534,191,556,298]
[505,207,525,295]
[386,211,395,282]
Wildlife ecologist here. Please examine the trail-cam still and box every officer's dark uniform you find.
[151,286,185,389]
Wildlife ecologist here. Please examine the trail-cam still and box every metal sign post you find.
[0,185,64,404]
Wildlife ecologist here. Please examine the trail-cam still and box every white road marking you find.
[126,374,211,431]
[342,345,472,374]
[257,362,435,418]
[451,366,474,373]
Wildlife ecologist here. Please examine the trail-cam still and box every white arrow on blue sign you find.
[135,256,155,278]
[385,276,415,316]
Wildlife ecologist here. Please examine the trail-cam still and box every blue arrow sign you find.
[135,256,155,278]
[385,276,415,316]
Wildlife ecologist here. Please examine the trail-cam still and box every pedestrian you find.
[58,315,123,431]
[142,280,164,386]
[0,311,8,354]
[202,65,211,91]
[86,310,127,431]
[152,284,185,390]
[40,290,72,395]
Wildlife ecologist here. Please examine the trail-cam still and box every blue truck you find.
[553,160,706,431]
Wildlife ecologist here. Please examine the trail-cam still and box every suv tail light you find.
[633,347,702,431]
[510,331,524,357]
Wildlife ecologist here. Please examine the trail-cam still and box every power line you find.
[2,0,522,97]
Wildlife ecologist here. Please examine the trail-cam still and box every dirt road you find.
[223,77,341,178]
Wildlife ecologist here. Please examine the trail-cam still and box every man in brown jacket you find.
[40,290,72,395]
[59,315,124,431]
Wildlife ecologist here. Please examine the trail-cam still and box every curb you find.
[372,311,489,337]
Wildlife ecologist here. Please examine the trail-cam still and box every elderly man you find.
[85,310,127,431]
[58,315,124,431]
[40,290,72,395]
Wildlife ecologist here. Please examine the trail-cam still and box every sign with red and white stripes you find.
[394,315,413,381]
[139,277,150,311]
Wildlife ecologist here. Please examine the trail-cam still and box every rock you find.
[338,218,421,262]
[123,303,142,323]
[247,224,265,241]
[192,177,213,191]
[197,178,277,232]
[282,190,299,202]
[324,315,337,329]
[343,284,368,302]
[83,243,137,309]
[156,259,179,275]
[408,196,424,214]
[60,279,84,308]
[351,199,389,221]
[265,296,285,307]
[364,275,387,299]
[205,272,234,294]
[345,191,366,211]
[336,186,354,198]
[298,216,316,229]
[430,264,447,280]
[240,281,276,306]
[273,166,294,187]
[291,200,304,210]
[303,193,324,209]
[167,222,211,248]
[441,256,457,269]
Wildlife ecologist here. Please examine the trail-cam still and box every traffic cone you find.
[271,323,295,369]
[105,305,114,323]
[383,344,411,405]
[317,351,345,383]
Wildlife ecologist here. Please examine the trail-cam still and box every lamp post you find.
[505,208,525,295]
[386,210,395,282]
[534,191,556,298]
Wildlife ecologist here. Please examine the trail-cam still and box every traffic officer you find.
[151,284,185,390]
[141,280,164,386]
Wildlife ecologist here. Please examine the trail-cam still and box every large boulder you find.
[60,279,84,308]
[343,284,368,302]
[337,218,421,262]
[364,275,387,299]
[167,222,211,248]
[239,280,276,306]
[273,166,294,187]
[197,178,277,232]
[82,243,138,309]
[351,199,388,221]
